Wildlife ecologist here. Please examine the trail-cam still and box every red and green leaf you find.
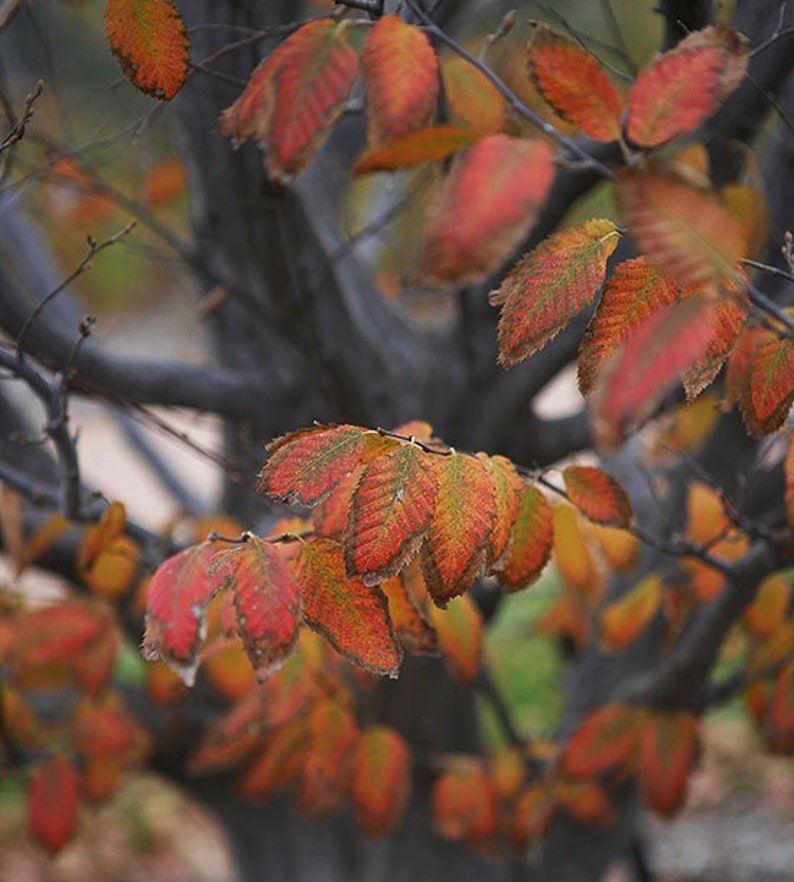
[562,703,643,778]
[768,663,794,754]
[441,55,506,134]
[742,322,794,435]
[550,779,614,826]
[494,219,620,367]
[27,755,80,852]
[499,485,553,591]
[636,711,699,816]
[481,454,523,569]
[743,572,791,640]
[562,465,632,528]
[351,725,412,836]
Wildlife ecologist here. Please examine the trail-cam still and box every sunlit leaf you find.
[590,523,639,573]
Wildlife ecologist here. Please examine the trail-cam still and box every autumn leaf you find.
[71,625,119,697]
[104,0,189,100]
[351,726,412,836]
[380,575,439,656]
[17,512,71,575]
[494,219,620,368]
[626,26,748,147]
[786,434,794,532]
[236,717,308,801]
[512,786,554,850]
[442,55,506,134]
[344,441,439,584]
[27,755,80,852]
[11,602,105,671]
[562,703,642,778]
[499,484,554,592]
[418,135,555,285]
[615,166,746,290]
[353,125,478,174]
[297,538,402,676]
[600,573,663,652]
[361,16,439,148]
[428,594,483,685]
[743,572,791,640]
[562,465,632,528]
[552,503,595,592]
[550,779,615,826]
[768,663,794,754]
[742,321,794,435]
[74,698,147,759]
[78,500,126,573]
[527,21,623,142]
[590,523,639,573]
[432,761,498,845]
[481,454,523,570]
[636,711,700,816]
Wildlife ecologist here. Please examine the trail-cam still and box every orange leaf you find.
[551,778,614,826]
[203,641,257,703]
[18,512,71,574]
[142,542,229,685]
[432,761,498,845]
[768,662,794,754]
[351,725,412,836]
[682,294,747,401]
[495,219,620,368]
[236,716,308,801]
[429,594,483,685]
[380,575,439,656]
[743,572,791,640]
[615,166,746,290]
[217,537,301,681]
[104,0,188,100]
[27,755,79,852]
[786,434,794,532]
[361,15,438,148]
[481,454,523,570]
[590,297,718,451]
[12,602,105,670]
[512,785,554,850]
[313,467,362,539]
[600,573,663,652]
[218,51,281,146]
[441,55,505,134]
[141,156,187,206]
[421,453,496,605]
[562,703,643,777]
[562,465,632,528]
[353,124,478,174]
[418,135,555,285]
[82,534,139,600]
[742,322,794,435]
[344,441,439,584]
[258,424,366,507]
[527,22,623,142]
[499,484,553,592]
[71,625,119,697]
[489,747,526,800]
[578,257,680,395]
[552,503,595,592]
[81,756,127,803]
[626,26,748,147]
[297,538,402,677]
[78,501,126,572]
[590,523,639,573]
[74,698,146,759]
[636,711,700,816]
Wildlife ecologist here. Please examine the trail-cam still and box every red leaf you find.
[429,594,483,685]
[742,322,794,435]
[27,755,79,852]
[636,711,700,816]
[353,125,478,174]
[590,297,718,451]
[498,485,553,592]
[786,434,794,532]
[418,135,555,285]
[297,538,402,676]
[600,573,663,652]
[420,453,496,605]
[74,698,145,759]
[236,716,308,801]
[627,26,748,148]
[527,21,623,142]
[480,454,523,570]
[768,663,794,754]
[71,625,119,697]
[432,761,498,846]
[142,542,228,685]
[219,537,301,681]
[494,219,620,368]
[218,52,280,146]
[563,466,632,528]
[104,0,188,100]
[562,703,643,778]
[344,441,439,584]
[12,602,105,670]
[258,424,367,507]
[351,725,412,836]
[615,166,746,290]
[361,15,439,147]
[512,786,554,850]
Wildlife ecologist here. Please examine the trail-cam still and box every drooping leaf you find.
[768,662,794,754]
[104,0,189,100]
[552,503,595,592]
[563,465,632,528]
[71,625,119,697]
[578,257,680,394]
[615,167,746,290]
[743,572,791,640]
[351,725,412,836]
[258,424,366,507]
[73,697,147,759]
[18,512,71,574]
[590,523,639,573]
[218,52,281,146]
[527,21,623,142]
[498,484,553,592]
[428,594,483,685]
[636,711,699,816]
[786,434,794,532]
[361,15,438,148]
[626,26,748,148]
[551,779,615,826]
[418,135,555,285]
[562,703,643,778]
[494,219,620,367]
[511,785,554,850]
[81,535,139,600]
[441,55,506,134]
[380,575,439,656]
[590,297,718,451]
[421,453,496,605]
[481,454,523,570]
[236,717,308,801]
[27,755,79,852]
[218,537,301,681]
[682,294,748,400]
[600,573,663,652]
[78,501,126,573]
[142,542,228,686]
[742,322,794,435]
[344,441,439,584]
[11,602,105,671]
[297,538,402,676]
[353,125,478,174]
[431,761,498,846]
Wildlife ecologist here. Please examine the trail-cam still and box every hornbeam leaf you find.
[552,503,595,592]
[297,538,402,677]
[527,21,623,142]
[494,219,620,368]
[615,166,746,290]
[380,576,439,656]
[27,755,79,853]
[418,135,555,285]
[481,454,523,570]
[578,257,679,395]
[627,26,748,148]
[499,485,553,592]
[420,453,496,605]
[429,594,483,685]
[590,297,718,451]
[562,703,643,778]
[600,573,663,652]
[442,56,506,135]
[742,321,794,435]
[218,52,281,146]
[361,15,439,148]
[563,465,633,528]
[258,424,367,507]
[353,125,478,174]
[345,441,439,584]
[636,711,700,816]
[105,0,189,100]
[351,726,412,836]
